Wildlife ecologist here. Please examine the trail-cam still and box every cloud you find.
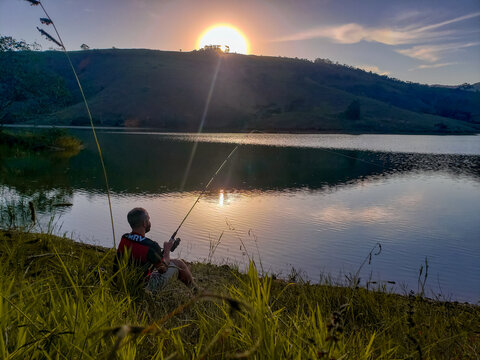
[357,65,390,76]
[409,62,458,71]
[396,42,480,62]
[275,23,428,45]
[414,12,480,33]
[417,62,457,69]
[274,11,480,47]
[392,10,423,23]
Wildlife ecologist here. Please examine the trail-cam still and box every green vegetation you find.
[1,48,479,133]
[0,36,72,124]
[0,228,478,359]
[344,99,361,120]
[0,35,41,52]
[0,128,83,153]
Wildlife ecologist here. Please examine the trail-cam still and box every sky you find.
[1,0,479,85]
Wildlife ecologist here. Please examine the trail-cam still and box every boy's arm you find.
[153,238,175,273]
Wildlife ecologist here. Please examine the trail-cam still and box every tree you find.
[0,36,71,124]
[0,35,40,51]
[0,36,37,123]
[315,58,333,64]
[345,100,361,120]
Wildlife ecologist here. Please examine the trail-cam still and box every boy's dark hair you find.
[127,207,147,228]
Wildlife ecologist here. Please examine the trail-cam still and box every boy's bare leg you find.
[170,259,195,287]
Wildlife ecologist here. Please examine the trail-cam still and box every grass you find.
[0,229,478,359]
[22,0,117,249]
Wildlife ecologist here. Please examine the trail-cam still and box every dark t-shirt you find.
[115,232,163,276]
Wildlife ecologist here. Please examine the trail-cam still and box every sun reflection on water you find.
[219,189,224,206]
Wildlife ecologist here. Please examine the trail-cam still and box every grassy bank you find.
[0,230,478,359]
[0,128,83,153]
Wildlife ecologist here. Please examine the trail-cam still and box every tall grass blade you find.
[25,0,117,247]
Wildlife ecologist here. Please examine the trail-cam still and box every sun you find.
[197,24,249,54]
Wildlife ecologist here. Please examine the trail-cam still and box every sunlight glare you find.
[197,25,249,54]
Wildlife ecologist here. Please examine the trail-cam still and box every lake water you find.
[1,130,479,302]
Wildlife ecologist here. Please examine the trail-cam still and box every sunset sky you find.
[1,0,479,85]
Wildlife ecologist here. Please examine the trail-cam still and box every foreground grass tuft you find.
[0,230,478,359]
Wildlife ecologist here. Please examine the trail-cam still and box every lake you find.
[1,129,479,302]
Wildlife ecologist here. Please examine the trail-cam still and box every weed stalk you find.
[25,0,116,247]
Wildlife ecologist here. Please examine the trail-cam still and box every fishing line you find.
[252,130,387,170]
[171,130,388,241]
[171,130,261,240]
[171,144,239,239]
[314,147,386,170]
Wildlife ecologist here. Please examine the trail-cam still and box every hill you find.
[432,82,480,92]
[1,49,479,133]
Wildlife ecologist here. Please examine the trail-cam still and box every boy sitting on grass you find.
[116,207,196,292]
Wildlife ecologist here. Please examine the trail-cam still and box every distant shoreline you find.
[3,124,479,136]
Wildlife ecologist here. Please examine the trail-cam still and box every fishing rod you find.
[168,130,387,252]
[169,141,241,251]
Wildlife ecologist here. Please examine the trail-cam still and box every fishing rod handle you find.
[170,237,181,252]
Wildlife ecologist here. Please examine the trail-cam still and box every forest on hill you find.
[1,47,479,133]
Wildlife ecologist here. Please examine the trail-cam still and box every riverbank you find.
[0,128,83,153]
[0,230,478,359]
[3,123,479,135]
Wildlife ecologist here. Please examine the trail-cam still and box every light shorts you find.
[146,264,179,291]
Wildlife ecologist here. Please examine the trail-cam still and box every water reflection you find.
[1,130,479,196]
[218,190,224,206]
[108,132,480,155]
[314,205,394,224]
[26,172,475,302]
[1,131,479,302]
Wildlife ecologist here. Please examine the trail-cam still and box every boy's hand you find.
[171,237,181,252]
[156,260,168,274]
[163,238,174,253]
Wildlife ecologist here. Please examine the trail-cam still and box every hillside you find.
[1,49,479,133]
[432,82,480,92]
